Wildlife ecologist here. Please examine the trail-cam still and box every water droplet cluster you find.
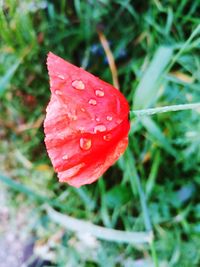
[70,80,114,151]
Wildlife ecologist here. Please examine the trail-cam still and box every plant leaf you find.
[133,46,173,109]
[0,59,21,96]
[141,116,177,157]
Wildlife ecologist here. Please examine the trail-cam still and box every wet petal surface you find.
[44,52,130,187]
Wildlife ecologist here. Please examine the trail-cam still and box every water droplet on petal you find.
[71,115,77,121]
[78,127,85,133]
[55,90,62,95]
[116,119,122,124]
[58,74,65,80]
[81,108,86,112]
[95,116,100,122]
[103,134,112,141]
[57,132,66,140]
[62,154,69,160]
[89,99,97,105]
[80,138,92,150]
[94,124,106,133]
[95,89,104,97]
[72,80,85,90]
[106,115,113,121]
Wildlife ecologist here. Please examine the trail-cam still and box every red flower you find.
[44,52,130,187]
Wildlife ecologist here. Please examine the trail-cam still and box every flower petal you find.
[58,136,128,187]
[44,52,130,187]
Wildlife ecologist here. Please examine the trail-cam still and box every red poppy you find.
[44,52,130,187]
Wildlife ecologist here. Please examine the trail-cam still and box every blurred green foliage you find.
[0,0,200,266]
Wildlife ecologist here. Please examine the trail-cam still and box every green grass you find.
[0,0,200,266]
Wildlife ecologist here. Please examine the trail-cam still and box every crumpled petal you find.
[44,52,130,187]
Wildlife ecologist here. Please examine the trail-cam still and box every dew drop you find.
[81,108,86,112]
[94,124,106,133]
[55,90,62,95]
[70,115,77,121]
[106,115,113,121]
[103,134,112,141]
[80,137,92,150]
[88,99,97,105]
[78,127,85,133]
[57,132,66,140]
[62,154,69,160]
[95,89,104,97]
[72,80,85,90]
[58,74,65,80]
[95,116,100,122]
[116,119,122,124]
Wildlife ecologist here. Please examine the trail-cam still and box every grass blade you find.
[0,59,21,96]
[140,116,177,157]
[126,148,152,231]
[0,173,47,202]
[133,46,173,109]
[0,173,71,212]
[146,151,161,198]
[126,148,159,266]
[46,206,153,245]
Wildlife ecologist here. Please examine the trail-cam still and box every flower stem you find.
[130,102,200,118]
